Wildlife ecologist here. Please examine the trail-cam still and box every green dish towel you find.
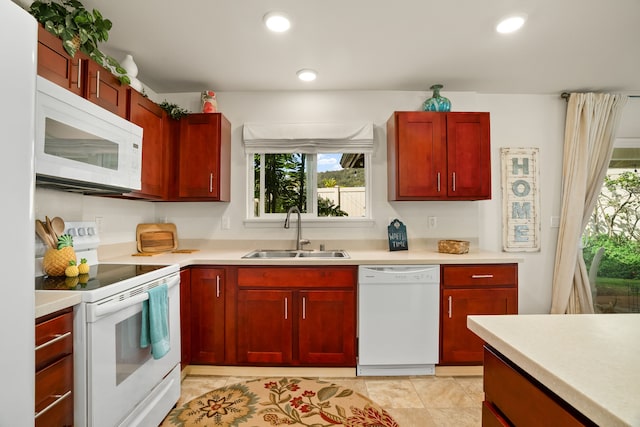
[140,283,170,359]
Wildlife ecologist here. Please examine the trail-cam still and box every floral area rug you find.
[161,377,399,427]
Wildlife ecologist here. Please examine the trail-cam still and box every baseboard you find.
[182,364,483,377]
[435,365,484,376]
[184,365,358,378]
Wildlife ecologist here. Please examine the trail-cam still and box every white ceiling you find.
[79,0,640,96]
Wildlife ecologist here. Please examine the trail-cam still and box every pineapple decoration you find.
[43,234,76,277]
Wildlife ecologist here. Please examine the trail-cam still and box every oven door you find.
[86,273,180,427]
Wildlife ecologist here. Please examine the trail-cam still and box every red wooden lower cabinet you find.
[236,266,357,367]
[483,346,596,426]
[440,264,518,365]
[35,308,73,427]
[189,267,226,364]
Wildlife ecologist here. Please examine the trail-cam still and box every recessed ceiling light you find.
[264,12,290,32]
[297,69,317,82]
[496,14,527,34]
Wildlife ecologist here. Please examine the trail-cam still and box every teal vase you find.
[422,84,451,112]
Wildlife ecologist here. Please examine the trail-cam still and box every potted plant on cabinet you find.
[29,0,130,84]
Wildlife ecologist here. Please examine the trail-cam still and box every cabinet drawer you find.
[442,264,517,287]
[237,267,356,288]
[35,355,73,418]
[484,347,594,426]
[36,390,73,427]
[36,310,73,371]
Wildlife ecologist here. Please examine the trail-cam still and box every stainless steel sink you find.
[242,249,349,259]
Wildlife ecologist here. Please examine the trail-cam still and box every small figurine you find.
[201,90,218,113]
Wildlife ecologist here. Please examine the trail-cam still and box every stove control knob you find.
[87,227,95,236]
[67,228,77,237]
[78,228,86,236]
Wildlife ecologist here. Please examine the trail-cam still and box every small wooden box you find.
[438,239,470,254]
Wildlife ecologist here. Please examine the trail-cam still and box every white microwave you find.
[35,76,143,194]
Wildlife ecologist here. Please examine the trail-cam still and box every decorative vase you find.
[201,90,218,113]
[422,84,451,112]
[120,54,138,78]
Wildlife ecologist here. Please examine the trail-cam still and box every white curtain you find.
[550,93,627,314]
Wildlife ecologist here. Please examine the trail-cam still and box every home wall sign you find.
[501,147,540,252]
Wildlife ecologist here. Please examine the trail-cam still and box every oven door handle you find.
[93,274,179,319]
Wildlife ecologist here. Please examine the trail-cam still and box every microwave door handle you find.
[92,274,179,319]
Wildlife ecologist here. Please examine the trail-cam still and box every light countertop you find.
[35,291,81,319]
[468,314,640,427]
[36,243,522,318]
[100,246,523,268]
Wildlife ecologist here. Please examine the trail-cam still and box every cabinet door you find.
[177,113,231,201]
[388,112,447,200]
[37,25,84,97]
[126,89,168,199]
[85,60,127,118]
[446,112,491,199]
[190,268,226,364]
[298,290,356,366]
[236,289,293,364]
[179,269,191,367]
[440,288,517,364]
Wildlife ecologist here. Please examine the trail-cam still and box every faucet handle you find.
[300,238,311,248]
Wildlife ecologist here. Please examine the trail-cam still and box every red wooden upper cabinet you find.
[176,113,231,201]
[85,59,127,118]
[36,25,85,97]
[125,89,169,200]
[387,111,491,201]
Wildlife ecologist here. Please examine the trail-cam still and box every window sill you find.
[243,217,375,229]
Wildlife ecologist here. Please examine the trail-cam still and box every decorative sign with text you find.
[501,148,540,252]
[387,219,408,251]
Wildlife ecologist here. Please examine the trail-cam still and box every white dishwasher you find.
[357,265,440,376]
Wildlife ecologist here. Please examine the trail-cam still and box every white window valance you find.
[243,122,374,153]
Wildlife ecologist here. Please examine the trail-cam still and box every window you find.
[583,140,640,313]
[250,152,369,218]
[243,122,373,221]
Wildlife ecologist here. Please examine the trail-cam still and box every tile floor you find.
[173,374,484,426]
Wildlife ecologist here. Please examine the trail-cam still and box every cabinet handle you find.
[216,275,220,298]
[209,173,213,193]
[35,331,71,351]
[302,297,306,320]
[96,70,100,98]
[448,295,452,318]
[35,390,71,419]
[437,172,441,192]
[77,60,82,89]
[284,297,288,320]
[472,274,494,279]
[452,172,456,192]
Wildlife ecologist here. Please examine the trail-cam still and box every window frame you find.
[245,152,373,223]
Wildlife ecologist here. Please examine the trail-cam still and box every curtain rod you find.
[561,92,635,101]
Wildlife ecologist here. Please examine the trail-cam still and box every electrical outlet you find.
[428,216,437,229]
[95,216,104,232]
[222,216,231,230]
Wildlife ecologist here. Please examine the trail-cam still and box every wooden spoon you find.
[45,216,58,242]
[36,220,56,249]
[51,217,65,238]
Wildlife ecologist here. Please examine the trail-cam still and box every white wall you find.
[35,90,566,313]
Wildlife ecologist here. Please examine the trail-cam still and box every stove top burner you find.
[35,264,169,291]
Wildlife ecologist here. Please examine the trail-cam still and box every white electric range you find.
[35,221,181,427]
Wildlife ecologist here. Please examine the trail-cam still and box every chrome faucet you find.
[284,206,310,250]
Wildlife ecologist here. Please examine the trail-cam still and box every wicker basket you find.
[438,239,470,254]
